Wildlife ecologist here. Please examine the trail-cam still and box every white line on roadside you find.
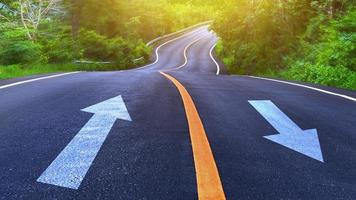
[133,26,208,71]
[0,72,81,90]
[168,37,204,71]
[246,76,356,102]
[209,43,220,75]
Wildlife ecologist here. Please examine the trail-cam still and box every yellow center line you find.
[160,71,226,200]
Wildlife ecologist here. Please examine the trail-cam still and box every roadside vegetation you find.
[213,0,356,90]
[1,0,355,90]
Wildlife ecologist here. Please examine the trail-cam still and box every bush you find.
[0,25,45,65]
[77,29,150,66]
[38,25,76,63]
[281,62,356,90]
[280,7,356,90]
[78,30,110,60]
[0,41,45,65]
[44,38,75,63]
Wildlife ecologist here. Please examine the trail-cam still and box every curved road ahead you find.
[0,26,356,200]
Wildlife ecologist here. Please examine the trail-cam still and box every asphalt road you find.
[0,26,356,200]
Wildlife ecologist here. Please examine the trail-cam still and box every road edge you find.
[246,75,356,102]
[0,71,81,90]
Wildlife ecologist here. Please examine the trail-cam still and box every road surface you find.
[0,26,356,200]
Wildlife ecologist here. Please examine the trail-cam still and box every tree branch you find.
[19,0,34,40]
[0,13,11,22]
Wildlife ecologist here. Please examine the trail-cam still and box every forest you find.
[0,0,355,89]
[213,0,356,89]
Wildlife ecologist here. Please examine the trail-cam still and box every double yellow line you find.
[160,72,226,200]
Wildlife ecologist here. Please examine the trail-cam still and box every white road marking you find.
[0,72,81,90]
[168,37,204,71]
[134,26,208,71]
[247,76,356,102]
[249,100,324,162]
[37,95,131,189]
[209,43,220,75]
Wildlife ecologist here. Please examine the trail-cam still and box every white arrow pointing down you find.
[249,100,324,162]
[37,95,131,189]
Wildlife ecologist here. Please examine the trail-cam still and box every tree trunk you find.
[19,0,34,41]
[71,0,81,39]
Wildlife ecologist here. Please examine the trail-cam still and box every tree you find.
[18,0,60,40]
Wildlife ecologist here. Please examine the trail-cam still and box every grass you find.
[0,63,138,80]
[255,64,356,90]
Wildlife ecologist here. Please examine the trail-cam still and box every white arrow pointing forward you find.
[37,95,131,189]
[249,100,324,162]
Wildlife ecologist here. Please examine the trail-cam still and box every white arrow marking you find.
[37,95,131,189]
[249,100,324,162]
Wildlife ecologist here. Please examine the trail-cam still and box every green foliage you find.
[37,23,76,64]
[77,29,150,66]
[78,30,111,60]
[0,41,44,65]
[316,9,355,71]
[281,62,356,89]
[299,8,356,69]
[71,0,216,41]
[213,0,356,89]
[0,23,45,65]
[0,63,119,80]
[44,38,75,64]
[213,0,313,74]
[281,7,356,89]
[1,0,217,73]
[3,0,353,91]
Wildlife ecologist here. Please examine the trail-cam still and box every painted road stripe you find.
[247,76,356,102]
[0,72,81,90]
[160,71,226,200]
[134,26,208,71]
[209,43,220,75]
[168,37,204,71]
[37,95,131,189]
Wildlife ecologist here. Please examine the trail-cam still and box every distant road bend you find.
[0,25,356,200]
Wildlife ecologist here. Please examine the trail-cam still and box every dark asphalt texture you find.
[0,27,356,200]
